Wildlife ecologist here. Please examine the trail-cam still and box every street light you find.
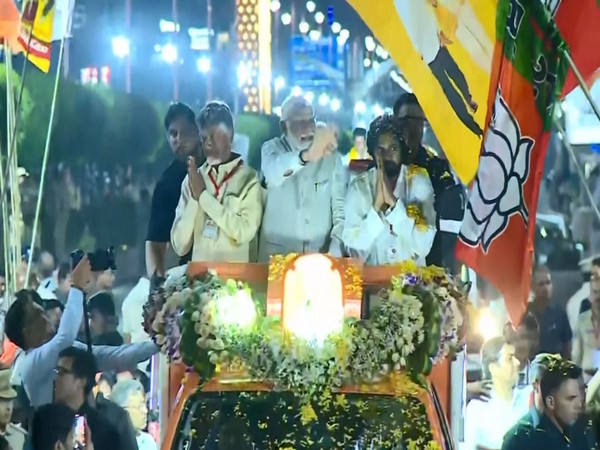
[339,29,350,40]
[304,91,315,103]
[197,56,211,73]
[281,12,292,25]
[161,44,178,64]
[331,22,341,34]
[270,0,281,13]
[306,1,316,13]
[365,36,376,52]
[314,11,325,24]
[364,57,371,68]
[318,93,330,106]
[354,101,367,114]
[291,86,302,96]
[299,21,310,34]
[112,36,130,58]
[274,76,286,92]
[330,98,341,112]
[309,29,321,41]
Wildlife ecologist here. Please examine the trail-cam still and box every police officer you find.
[0,369,27,450]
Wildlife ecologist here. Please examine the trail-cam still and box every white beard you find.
[286,134,312,151]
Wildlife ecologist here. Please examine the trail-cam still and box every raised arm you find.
[23,288,84,385]
[199,172,264,244]
[170,175,199,257]
[75,341,159,372]
[260,139,306,188]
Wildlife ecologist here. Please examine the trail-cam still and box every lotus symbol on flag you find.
[459,91,535,252]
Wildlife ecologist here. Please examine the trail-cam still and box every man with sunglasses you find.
[259,95,344,260]
[393,93,465,271]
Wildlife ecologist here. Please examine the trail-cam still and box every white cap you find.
[280,95,313,121]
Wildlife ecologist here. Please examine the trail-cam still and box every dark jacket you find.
[79,402,122,450]
[502,407,597,450]
[95,394,140,450]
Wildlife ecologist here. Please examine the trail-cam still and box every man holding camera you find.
[4,256,159,410]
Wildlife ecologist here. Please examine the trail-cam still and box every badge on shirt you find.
[202,218,218,240]
[387,246,399,263]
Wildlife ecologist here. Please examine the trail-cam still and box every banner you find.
[346,0,498,183]
[17,0,57,72]
[456,0,568,325]
[546,0,600,96]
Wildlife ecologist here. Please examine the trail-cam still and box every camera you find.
[70,247,117,272]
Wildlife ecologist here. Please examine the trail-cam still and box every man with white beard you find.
[259,96,345,260]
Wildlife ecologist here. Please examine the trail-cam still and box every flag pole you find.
[25,35,67,285]
[563,50,600,123]
[553,119,600,225]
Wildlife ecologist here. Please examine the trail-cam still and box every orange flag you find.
[0,0,21,52]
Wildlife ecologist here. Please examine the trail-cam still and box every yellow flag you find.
[346,0,498,183]
[17,0,57,73]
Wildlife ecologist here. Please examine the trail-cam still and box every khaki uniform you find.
[3,422,27,450]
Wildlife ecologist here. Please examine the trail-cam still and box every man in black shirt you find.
[146,102,203,287]
[54,346,133,450]
[393,93,465,271]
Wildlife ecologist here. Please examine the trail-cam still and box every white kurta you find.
[342,166,436,266]
[259,136,346,260]
[394,0,441,64]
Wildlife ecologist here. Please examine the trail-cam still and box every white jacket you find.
[259,136,345,260]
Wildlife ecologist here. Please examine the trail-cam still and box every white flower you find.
[191,311,201,322]
[209,352,220,365]
[212,338,225,351]
[460,90,534,252]
[408,170,434,203]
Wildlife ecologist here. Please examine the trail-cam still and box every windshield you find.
[172,390,451,450]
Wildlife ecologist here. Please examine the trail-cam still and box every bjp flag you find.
[346,0,498,183]
[549,0,600,96]
[456,0,568,325]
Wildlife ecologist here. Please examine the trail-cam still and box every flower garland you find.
[404,164,435,232]
[146,262,468,391]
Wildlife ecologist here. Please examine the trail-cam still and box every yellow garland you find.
[407,164,429,180]
[268,253,299,281]
[406,204,430,231]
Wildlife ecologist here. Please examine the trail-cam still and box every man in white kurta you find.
[343,115,436,265]
[259,96,345,260]
[171,102,263,262]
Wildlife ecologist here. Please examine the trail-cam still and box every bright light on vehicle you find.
[196,56,211,73]
[112,36,130,58]
[330,98,341,112]
[282,254,344,344]
[161,43,178,64]
[331,22,342,34]
[216,289,257,329]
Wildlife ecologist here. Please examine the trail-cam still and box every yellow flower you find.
[334,394,347,408]
[299,403,318,425]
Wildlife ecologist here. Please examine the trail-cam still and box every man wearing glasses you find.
[259,95,344,260]
[393,93,465,271]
